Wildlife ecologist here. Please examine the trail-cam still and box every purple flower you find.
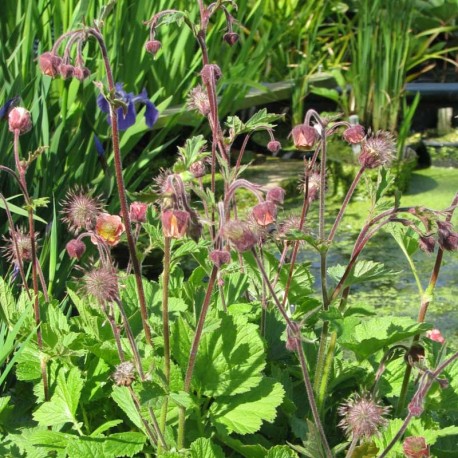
[97,83,159,131]
[0,97,19,119]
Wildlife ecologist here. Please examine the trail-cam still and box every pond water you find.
[250,161,458,342]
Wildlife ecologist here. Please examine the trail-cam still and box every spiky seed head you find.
[61,188,103,234]
[81,266,119,305]
[338,393,390,441]
[187,85,211,117]
[402,436,430,458]
[113,361,136,387]
[2,228,36,264]
[359,131,396,169]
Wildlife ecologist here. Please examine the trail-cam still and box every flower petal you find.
[116,101,136,131]
[97,94,110,114]
[144,100,159,128]
[94,135,105,157]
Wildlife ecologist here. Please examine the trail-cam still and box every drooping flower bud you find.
[267,140,281,154]
[266,187,285,205]
[66,239,86,260]
[201,64,222,85]
[223,32,239,46]
[338,394,390,441]
[252,201,277,227]
[189,160,207,178]
[418,235,435,254]
[145,40,162,55]
[358,131,396,169]
[402,436,430,458]
[73,66,91,81]
[8,107,32,134]
[94,213,125,246]
[290,124,318,150]
[437,220,458,251]
[129,202,148,224]
[223,220,258,252]
[2,228,36,264]
[38,52,62,77]
[210,250,231,268]
[343,124,365,144]
[113,361,136,387]
[426,328,445,344]
[161,210,190,239]
[59,63,75,79]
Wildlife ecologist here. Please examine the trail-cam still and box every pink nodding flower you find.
[426,328,445,344]
[129,202,148,224]
[94,213,125,247]
[161,210,190,239]
[8,107,32,134]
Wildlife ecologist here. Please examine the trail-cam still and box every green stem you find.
[178,265,218,449]
[252,249,332,458]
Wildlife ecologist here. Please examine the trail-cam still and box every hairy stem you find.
[178,265,218,448]
[92,29,153,347]
[251,249,332,458]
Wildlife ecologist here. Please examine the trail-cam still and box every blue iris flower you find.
[97,83,159,131]
[0,97,19,119]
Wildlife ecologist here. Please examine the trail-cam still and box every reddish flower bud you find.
[223,32,239,46]
[201,64,222,85]
[8,107,32,134]
[73,66,91,81]
[437,220,458,251]
[66,239,86,260]
[94,213,125,246]
[145,40,162,55]
[59,63,74,79]
[190,160,207,178]
[223,220,258,252]
[343,124,365,144]
[210,250,231,268]
[418,235,435,254]
[266,187,285,205]
[38,52,62,77]
[402,436,429,458]
[426,328,445,344]
[291,124,318,150]
[252,201,277,226]
[161,210,190,239]
[267,140,281,154]
[129,202,148,223]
